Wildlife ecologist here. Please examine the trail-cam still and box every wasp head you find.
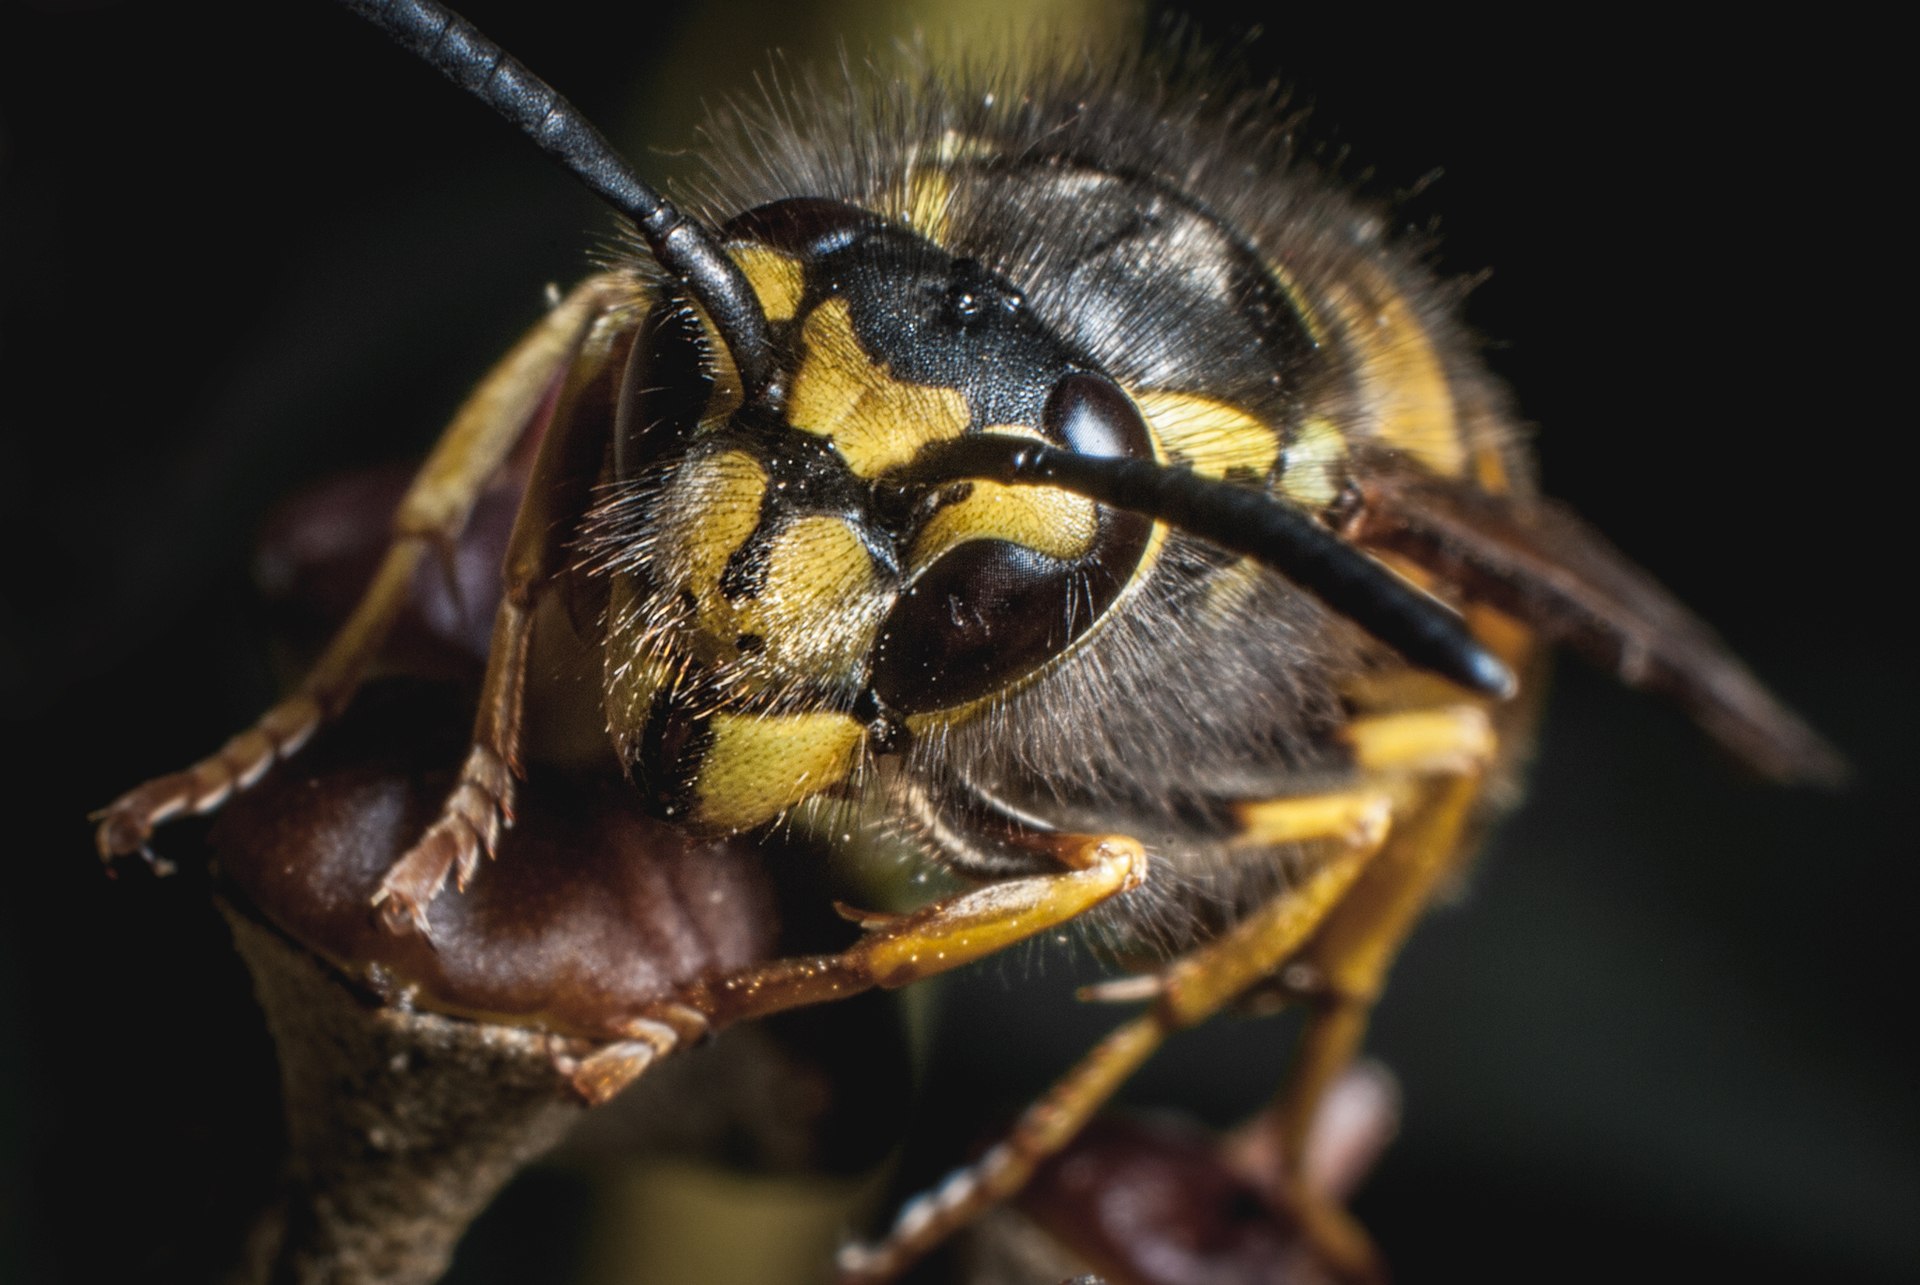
[583,199,1154,832]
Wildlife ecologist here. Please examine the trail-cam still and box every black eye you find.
[613,303,711,481]
[868,374,1154,714]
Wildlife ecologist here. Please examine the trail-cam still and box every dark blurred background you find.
[2,1,1910,1282]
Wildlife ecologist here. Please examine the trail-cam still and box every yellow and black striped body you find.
[581,60,1533,946]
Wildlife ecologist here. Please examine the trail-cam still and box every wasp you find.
[95,1,1844,1278]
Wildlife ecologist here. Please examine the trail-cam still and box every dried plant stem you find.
[220,900,588,1285]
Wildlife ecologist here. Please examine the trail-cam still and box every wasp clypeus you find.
[96,0,1844,1279]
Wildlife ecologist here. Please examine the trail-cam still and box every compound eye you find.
[868,373,1154,715]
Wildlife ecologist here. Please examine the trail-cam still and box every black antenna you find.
[896,434,1517,698]
[338,0,776,401]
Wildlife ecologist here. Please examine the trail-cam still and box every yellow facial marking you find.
[1280,416,1347,507]
[698,515,888,678]
[912,480,1098,567]
[730,245,806,323]
[692,710,864,831]
[1316,263,1466,476]
[1136,389,1281,480]
[786,297,970,477]
[666,450,768,589]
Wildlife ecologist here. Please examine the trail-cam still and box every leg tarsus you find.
[372,592,533,934]
[94,692,324,863]
[373,743,515,934]
[372,826,466,935]
[837,1018,1166,1285]
[547,1003,712,1105]
[92,277,627,865]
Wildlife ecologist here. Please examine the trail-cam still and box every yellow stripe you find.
[729,244,806,323]
[693,710,864,831]
[703,515,889,676]
[1280,416,1346,507]
[671,450,769,589]
[1313,261,1466,477]
[1136,389,1280,479]
[912,479,1097,566]
[787,298,969,477]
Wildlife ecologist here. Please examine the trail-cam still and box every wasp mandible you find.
[95,1,1844,1278]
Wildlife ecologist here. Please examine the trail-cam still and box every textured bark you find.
[222,901,587,1285]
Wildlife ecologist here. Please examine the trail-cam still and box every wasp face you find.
[589,198,1155,831]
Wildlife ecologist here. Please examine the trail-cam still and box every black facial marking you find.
[812,226,1069,428]
[946,257,1023,326]
[636,674,713,821]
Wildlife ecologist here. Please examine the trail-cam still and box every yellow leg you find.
[834,706,1498,1282]
[554,1000,716,1106]
[94,275,632,864]
[835,785,1404,1284]
[688,834,1149,1027]
[1271,707,1499,1274]
[1270,771,1487,1198]
[550,838,1148,1105]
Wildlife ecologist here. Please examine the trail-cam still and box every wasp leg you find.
[835,706,1497,1283]
[370,597,534,932]
[1258,704,1498,1277]
[835,794,1397,1285]
[680,834,1148,1028]
[375,293,638,932]
[94,276,631,866]
[533,829,1136,1113]
[550,1001,714,1106]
